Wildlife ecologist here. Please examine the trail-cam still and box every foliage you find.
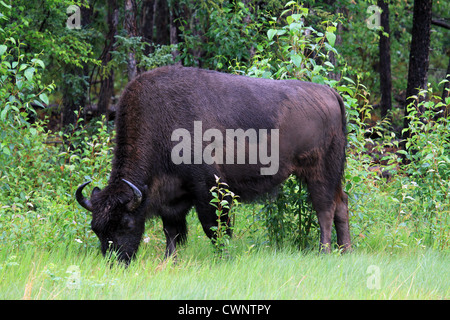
[209,175,240,256]
[0,22,54,128]
[261,176,317,250]
[111,35,176,72]
[178,0,263,70]
[0,0,101,103]
[0,113,114,249]
[245,1,339,84]
[399,89,450,250]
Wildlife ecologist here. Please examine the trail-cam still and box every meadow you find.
[1,212,448,300]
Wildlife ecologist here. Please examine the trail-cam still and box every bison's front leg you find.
[195,200,232,246]
[163,225,177,259]
[161,215,188,260]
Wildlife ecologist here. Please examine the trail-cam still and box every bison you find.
[76,65,350,264]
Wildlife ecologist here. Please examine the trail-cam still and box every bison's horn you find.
[122,179,143,211]
[76,181,94,212]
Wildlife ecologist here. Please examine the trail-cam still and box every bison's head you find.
[76,179,147,264]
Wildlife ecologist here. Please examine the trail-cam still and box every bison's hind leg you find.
[296,146,350,252]
[302,181,351,253]
[334,186,351,252]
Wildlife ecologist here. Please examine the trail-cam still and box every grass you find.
[1,218,448,300]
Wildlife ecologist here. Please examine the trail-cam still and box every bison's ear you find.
[122,179,143,212]
[92,187,101,196]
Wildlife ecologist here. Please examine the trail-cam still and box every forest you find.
[0,0,449,300]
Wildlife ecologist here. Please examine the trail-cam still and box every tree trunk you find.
[327,7,343,81]
[62,68,87,128]
[169,1,182,63]
[442,56,450,101]
[97,0,118,118]
[125,0,138,81]
[153,0,170,46]
[402,0,432,143]
[435,56,450,119]
[62,5,93,129]
[141,0,155,57]
[378,0,392,119]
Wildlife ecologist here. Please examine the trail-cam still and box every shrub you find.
[209,175,240,256]
[0,28,114,248]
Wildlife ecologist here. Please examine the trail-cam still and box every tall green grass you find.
[1,240,448,299]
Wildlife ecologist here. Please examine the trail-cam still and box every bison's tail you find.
[331,88,347,184]
[333,88,347,139]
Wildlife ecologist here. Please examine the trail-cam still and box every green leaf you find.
[342,76,355,85]
[284,1,297,7]
[267,29,277,41]
[276,29,286,36]
[32,99,44,108]
[325,31,336,47]
[289,22,302,32]
[324,61,334,69]
[0,44,7,56]
[2,146,11,156]
[31,58,45,69]
[19,63,28,72]
[0,1,12,9]
[291,54,302,68]
[337,86,354,96]
[1,104,9,120]
[39,93,49,105]
[24,67,35,82]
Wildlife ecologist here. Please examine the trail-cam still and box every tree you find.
[436,55,450,119]
[62,4,94,128]
[97,0,119,118]
[378,0,392,119]
[124,0,138,81]
[443,57,450,101]
[402,0,433,143]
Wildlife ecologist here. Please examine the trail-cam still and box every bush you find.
[399,90,450,249]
